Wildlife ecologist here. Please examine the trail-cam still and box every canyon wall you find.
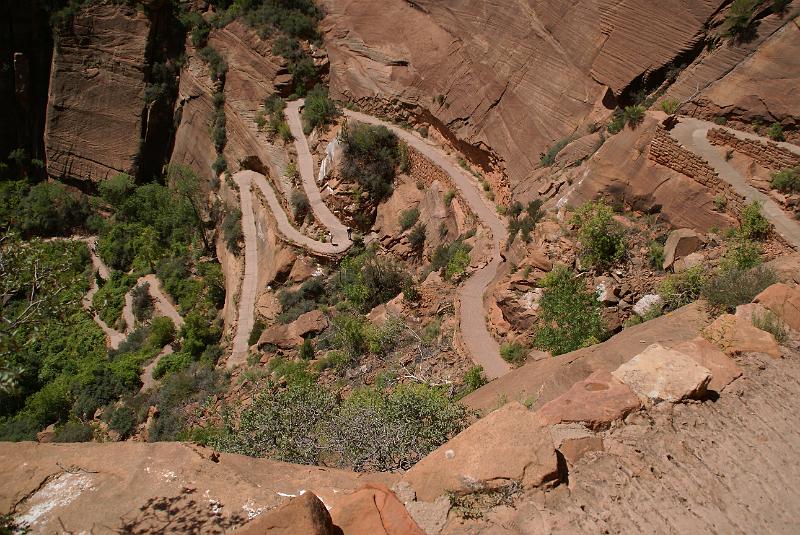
[322,0,725,186]
[44,3,151,182]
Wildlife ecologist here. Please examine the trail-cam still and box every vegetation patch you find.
[571,200,626,270]
[340,122,407,202]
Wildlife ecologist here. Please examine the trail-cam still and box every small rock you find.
[612,344,712,403]
[702,314,782,358]
[633,294,664,317]
[234,492,337,535]
[663,228,702,270]
[673,337,742,393]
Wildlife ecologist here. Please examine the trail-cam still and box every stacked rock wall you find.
[649,126,745,215]
[707,128,800,171]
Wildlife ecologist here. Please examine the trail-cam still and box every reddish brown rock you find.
[45,2,150,181]
[257,310,328,350]
[754,283,800,332]
[329,484,425,535]
[612,344,712,403]
[559,435,605,466]
[703,314,782,358]
[673,337,742,393]
[289,257,318,283]
[234,492,337,535]
[663,229,702,270]
[401,402,558,502]
[293,310,329,338]
[536,370,641,430]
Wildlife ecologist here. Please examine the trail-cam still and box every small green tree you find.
[739,201,771,241]
[623,105,646,129]
[767,122,785,142]
[571,200,626,270]
[302,84,338,134]
[533,267,605,356]
[771,167,800,193]
[500,342,526,365]
[724,0,759,40]
[399,207,420,231]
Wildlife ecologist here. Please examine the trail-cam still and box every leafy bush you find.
[702,265,776,312]
[302,84,338,134]
[107,405,136,439]
[99,173,136,207]
[753,309,788,344]
[148,316,176,348]
[722,237,762,270]
[93,271,137,326]
[212,382,469,471]
[767,122,785,142]
[199,46,227,82]
[540,136,574,167]
[508,199,544,244]
[399,207,420,231]
[249,318,266,347]
[290,190,309,222]
[608,109,625,134]
[153,352,193,380]
[329,251,410,312]
[623,105,646,129]
[222,208,242,253]
[739,201,771,240]
[500,342,526,365]
[131,282,153,322]
[53,421,93,443]
[15,182,91,237]
[340,122,403,201]
[571,200,626,270]
[771,167,800,193]
[462,366,487,394]
[299,338,315,360]
[408,223,426,251]
[659,265,706,311]
[648,241,665,270]
[532,267,605,356]
[431,238,472,280]
[724,0,759,40]
[660,99,680,115]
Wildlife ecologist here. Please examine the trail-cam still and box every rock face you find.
[401,402,558,503]
[703,313,782,358]
[323,0,724,186]
[754,283,800,332]
[329,484,425,535]
[44,3,150,181]
[663,229,702,270]
[0,442,394,534]
[612,344,712,403]
[537,370,642,430]
[673,337,742,393]
[258,309,328,349]
[234,492,337,535]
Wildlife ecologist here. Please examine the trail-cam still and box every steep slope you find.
[322,0,725,186]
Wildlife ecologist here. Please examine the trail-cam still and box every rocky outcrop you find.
[662,228,702,270]
[323,0,724,186]
[754,283,800,332]
[44,3,151,182]
[234,492,337,535]
[702,313,782,358]
[562,116,737,231]
[0,441,394,534]
[257,309,328,350]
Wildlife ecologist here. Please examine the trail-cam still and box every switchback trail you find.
[342,110,512,379]
[671,118,800,250]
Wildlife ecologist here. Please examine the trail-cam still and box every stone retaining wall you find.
[649,127,744,215]
[708,128,800,171]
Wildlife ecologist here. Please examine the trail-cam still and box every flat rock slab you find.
[702,314,782,358]
[612,344,712,403]
[673,337,743,393]
[536,370,642,430]
[754,283,800,332]
[328,484,425,535]
[401,402,558,503]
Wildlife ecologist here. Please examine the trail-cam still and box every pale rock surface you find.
[703,314,782,358]
[612,344,712,403]
[673,337,742,393]
[401,402,558,502]
[754,283,800,332]
[633,294,664,317]
[663,229,702,270]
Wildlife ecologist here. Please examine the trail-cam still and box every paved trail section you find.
[286,99,352,248]
[228,166,352,368]
[672,118,800,250]
[343,110,512,379]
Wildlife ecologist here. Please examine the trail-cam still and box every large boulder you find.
[673,337,742,393]
[702,314,782,358]
[612,344,712,403]
[293,310,329,338]
[663,229,702,270]
[753,283,800,332]
[329,484,425,535]
[258,310,328,350]
[234,492,337,535]
[536,370,641,430]
[401,402,558,502]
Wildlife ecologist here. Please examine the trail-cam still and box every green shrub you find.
[660,99,680,115]
[623,105,646,129]
[540,136,574,167]
[222,208,242,253]
[99,173,136,207]
[153,351,193,380]
[329,251,410,312]
[53,421,93,443]
[508,199,544,244]
[739,201,771,240]
[93,271,137,326]
[714,194,728,212]
[608,110,625,134]
[753,310,788,344]
[15,181,91,237]
[659,265,706,311]
[290,190,309,221]
[722,237,762,270]
[399,207,420,231]
[532,267,605,356]
[444,190,456,205]
[408,223,426,251]
[724,0,759,39]
[463,366,487,394]
[767,122,785,142]
[107,405,136,439]
[340,122,402,201]
[648,241,665,270]
[199,46,227,82]
[249,318,265,347]
[298,338,315,360]
[131,282,153,322]
[571,200,626,270]
[431,238,473,280]
[148,316,176,348]
[771,167,800,193]
[302,84,338,134]
[500,342,527,365]
[702,265,776,312]
[212,155,227,176]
